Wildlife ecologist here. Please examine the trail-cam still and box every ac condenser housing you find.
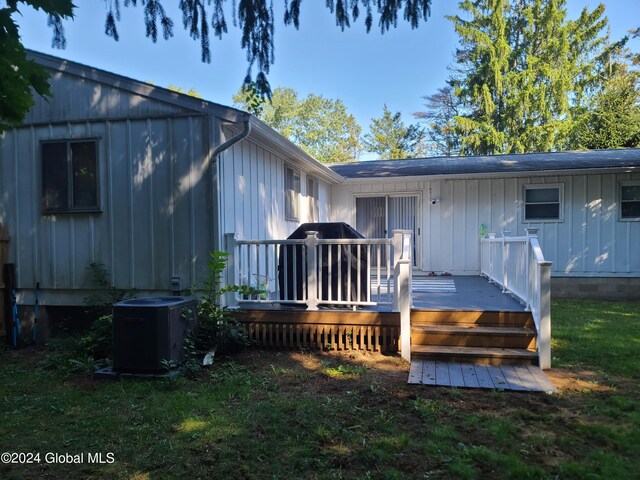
[112,296,197,373]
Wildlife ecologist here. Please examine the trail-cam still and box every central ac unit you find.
[112,296,197,373]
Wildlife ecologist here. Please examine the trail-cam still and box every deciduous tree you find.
[234,86,361,163]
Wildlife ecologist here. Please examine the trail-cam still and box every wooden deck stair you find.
[410,310,538,365]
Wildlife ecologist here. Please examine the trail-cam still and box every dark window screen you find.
[42,142,69,210]
[71,142,98,208]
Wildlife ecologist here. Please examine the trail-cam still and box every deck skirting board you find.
[408,360,556,393]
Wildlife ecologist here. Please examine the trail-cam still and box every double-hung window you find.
[523,184,563,222]
[284,165,300,221]
[620,181,640,220]
[42,140,99,213]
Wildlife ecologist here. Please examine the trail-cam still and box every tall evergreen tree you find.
[233,86,361,163]
[362,105,425,159]
[447,0,607,155]
[574,36,640,149]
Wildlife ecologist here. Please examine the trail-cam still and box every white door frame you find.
[353,192,423,269]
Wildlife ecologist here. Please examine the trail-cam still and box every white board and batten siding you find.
[0,69,221,304]
[330,171,640,276]
[218,128,332,243]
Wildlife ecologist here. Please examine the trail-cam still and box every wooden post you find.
[224,233,238,308]
[305,231,319,311]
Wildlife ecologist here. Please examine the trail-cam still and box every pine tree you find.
[574,36,640,149]
[448,0,607,154]
[362,105,425,159]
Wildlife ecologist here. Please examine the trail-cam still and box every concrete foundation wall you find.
[551,277,640,301]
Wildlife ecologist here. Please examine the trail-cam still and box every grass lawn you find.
[1,299,639,479]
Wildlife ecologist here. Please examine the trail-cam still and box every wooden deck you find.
[408,360,556,393]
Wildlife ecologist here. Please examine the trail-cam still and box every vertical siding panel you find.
[478,178,491,235]
[466,179,479,272]
[491,179,504,233]
[16,128,37,287]
[151,118,172,289]
[561,176,573,274]
[452,180,466,272]
[167,118,176,275]
[170,118,192,287]
[109,121,132,289]
[428,181,440,271]
[129,119,153,288]
[600,174,615,272]
[193,117,213,287]
[585,175,600,272]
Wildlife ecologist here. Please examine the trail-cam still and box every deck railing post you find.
[224,233,238,309]
[538,260,552,369]
[305,231,319,311]
[392,230,403,312]
[525,228,538,311]
[501,231,510,293]
[393,229,412,362]
[487,233,496,283]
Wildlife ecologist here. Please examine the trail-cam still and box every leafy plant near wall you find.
[82,262,127,317]
[183,251,252,374]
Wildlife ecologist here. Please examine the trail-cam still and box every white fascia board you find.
[339,166,639,184]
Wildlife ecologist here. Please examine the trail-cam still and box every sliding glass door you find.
[355,195,419,267]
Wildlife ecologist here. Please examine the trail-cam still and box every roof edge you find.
[26,49,247,123]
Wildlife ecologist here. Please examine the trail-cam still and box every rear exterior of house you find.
[0,51,337,321]
[1,52,638,363]
[330,151,640,299]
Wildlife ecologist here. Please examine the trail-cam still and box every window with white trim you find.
[284,165,300,221]
[307,176,319,222]
[620,181,640,220]
[42,139,99,213]
[523,184,563,221]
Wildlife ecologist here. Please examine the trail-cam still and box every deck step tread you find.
[412,345,537,359]
[412,325,535,336]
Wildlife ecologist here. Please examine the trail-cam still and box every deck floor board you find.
[408,361,555,392]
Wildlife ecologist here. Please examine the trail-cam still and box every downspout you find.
[212,116,251,253]
[212,117,252,158]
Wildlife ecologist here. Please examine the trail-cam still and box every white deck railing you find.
[480,228,552,369]
[225,230,413,361]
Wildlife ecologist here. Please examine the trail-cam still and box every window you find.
[620,182,640,220]
[284,165,300,221]
[42,140,99,213]
[523,184,563,221]
[307,176,319,222]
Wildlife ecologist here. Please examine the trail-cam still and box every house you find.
[329,150,640,299]
[1,52,638,373]
[0,50,339,320]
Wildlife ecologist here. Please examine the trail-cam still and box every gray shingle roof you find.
[330,149,640,179]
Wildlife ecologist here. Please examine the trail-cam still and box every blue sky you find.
[17,1,640,158]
